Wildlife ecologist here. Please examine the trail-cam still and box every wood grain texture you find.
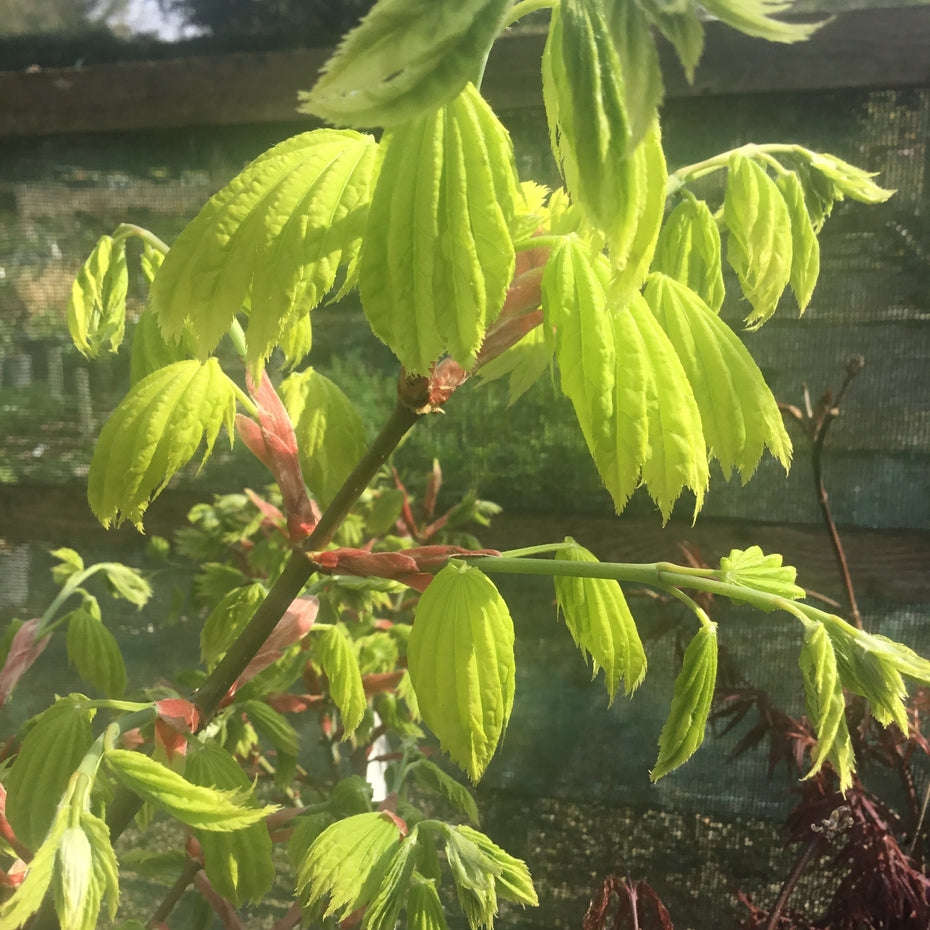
[1,6,929,138]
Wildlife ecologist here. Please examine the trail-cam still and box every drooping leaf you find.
[723,153,793,328]
[129,305,196,385]
[453,825,538,908]
[53,813,119,930]
[553,538,647,700]
[362,836,419,930]
[315,625,367,736]
[65,598,127,698]
[240,699,300,759]
[410,759,480,826]
[185,741,275,905]
[719,545,805,602]
[50,547,85,584]
[643,273,792,480]
[408,878,450,930]
[408,562,515,781]
[296,812,404,919]
[67,234,128,359]
[200,583,268,670]
[297,0,512,128]
[87,359,236,530]
[652,196,726,313]
[359,83,517,373]
[6,696,95,851]
[640,1,705,82]
[798,621,854,791]
[476,325,552,407]
[442,826,499,929]
[798,149,895,205]
[151,130,378,366]
[777,170,820,313]
[279,312,313,369]
[139,240,164,285]
[280,368,367,507]
[100,562,152,607]
[699,0,827,43]
[651,623,718,781]
[0,804,69,930]
[105,748,277,830]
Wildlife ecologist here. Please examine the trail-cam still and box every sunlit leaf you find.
[453,824,537,908]
[408,562,515,781]
[359,83,517,373]
[362,837,418,930]
[700,0,827,42]
[6,696,95,851]
[719,545,805,602]
[798,621,854,791]
[105,748,277,830]
[723,153,793,328]
[643,273,791,480]
[67,234,128,359]
[53,813,119,930]
[553,538,647,700]
[315,625,367,736]
[651,623,717,780]
[66,598,127,698]
[88,359,236,530]
[298,0,512,128]
[800,149,895,204]
[200,583,268,670]
[280,368,367,507]
[410,759,480,826]
[407,878,450,930]
[640,1,705,82]
[777,171,820,313]
[151,130,377,367]
[297,812,404,919]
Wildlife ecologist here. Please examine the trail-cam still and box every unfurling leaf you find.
[280,368,367,506]
[88,359,236,530]
[362,837,419,930]
[53,813,119,930]
[553,538,647,700]
[452,825,538,909]
[151,130,377,367]
[100,562,152,607]
[699,0,827,43]
[408,878,450,930]
[410,759,480,826]
[298,0,512,128]
[651,624,717,781]
[798,621,854,791]
[408,562,515,781]
[201,583,268,670]
[315,625,367,736]
[296,812,405,919]
[185,742,275,905]
[66,598,127,698]
[719,546,805,602]
[105,748,278,830]
[643,273,791,481]
[6,696,95,851]
[640,1,705,82]
[723,153,793,328]
[652,197,726,313]
[67,234,128,358]
[777,171,820,313]
[359,83,517,373]
[799,149,895,205]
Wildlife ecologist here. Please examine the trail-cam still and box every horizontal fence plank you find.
[0,6,929,138]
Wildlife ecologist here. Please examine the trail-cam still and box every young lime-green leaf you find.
[443,826,498,929]
[777,171,820,313]
[723,153,794,328]
[315,625,367,737]
[296,812,404,919]
[604,0,664,151]
[543,1,642,256]
[6,696,95,851]
[798,621,854,791]
[185,741,275,905]
[140,240,164,285]
[640,2,705,82]
[105,748,277,830]
[719,546,805,603]
[280,368,367,507]
[151,130,377,365]
[279,312,313,369]
[362,837,419,930]
[651,623,718,781]
[51,547,85,584]
[643,273,792,481]
[477,325,553,407]
[408,562,515,782]
[610,122,668,302]
[53,813,119,930]
[201,583,268,670]
[240,699,300,759]
[88,359,236,530]
[101,563,152,607]
[652,197,726,313]
[700,0,827,42]
[801,150,895,205]
[297,0,511,128]
[67,234,128,359]
[130,305,196,385]
[553,538,647,700]
[410,759,480,826]
[622,294,709,520]
[0,804,68,930]
[454,825,538,909]
[408,878,450,930]
[359,83,517,373]
[854,631,930,685]
[66,600,127,698]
